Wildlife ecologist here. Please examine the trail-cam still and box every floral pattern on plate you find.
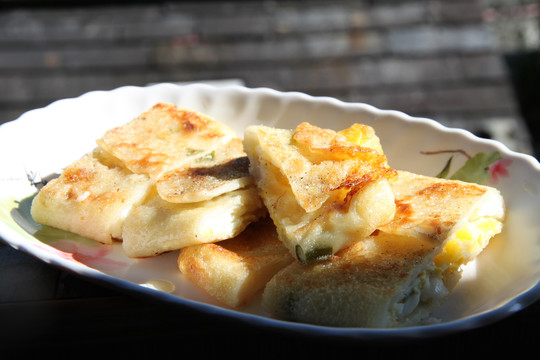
[423,150,512,185]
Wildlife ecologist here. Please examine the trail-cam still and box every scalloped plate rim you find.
[1,83,540,340]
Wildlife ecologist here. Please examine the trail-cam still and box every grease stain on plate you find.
[140,279,176,293]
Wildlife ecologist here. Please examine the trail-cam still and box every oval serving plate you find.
[1,83,540,340]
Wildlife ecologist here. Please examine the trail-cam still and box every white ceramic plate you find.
[1,83,540,340]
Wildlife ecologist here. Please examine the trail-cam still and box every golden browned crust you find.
[97,103,236,178]
[178,217,293,307]
[30,148,154,244]
[293,122,389,165]
[248,122,395,213]
[380,170,504,244]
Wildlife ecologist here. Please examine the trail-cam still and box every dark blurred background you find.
[1,0,539,156]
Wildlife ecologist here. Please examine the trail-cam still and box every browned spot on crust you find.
[395,200,413,217]
[293,122,390,166]
[155,104,223,138]
[62,167,95,184]
[416,182,486,198]
[128,153,167,172]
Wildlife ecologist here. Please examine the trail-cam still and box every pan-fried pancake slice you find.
[262,232,445,328]
[243,122,396,264]
[96,103,236,180]
[177,217,293,307]
[156,138,253,203]
[121,185,266,258]
[97,103,254,203]
[30,148,154,244]
[379,170,505,275]
[262,170,505,328]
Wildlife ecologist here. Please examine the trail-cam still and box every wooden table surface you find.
[1,238,538,359]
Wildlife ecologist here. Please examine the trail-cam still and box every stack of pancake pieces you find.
[31,103,505,328]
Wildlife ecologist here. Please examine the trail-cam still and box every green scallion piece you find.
[295,245,333,264]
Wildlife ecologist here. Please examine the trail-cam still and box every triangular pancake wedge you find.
[243,122,397,264]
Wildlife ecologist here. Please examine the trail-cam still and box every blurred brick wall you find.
[0,0,536,153]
